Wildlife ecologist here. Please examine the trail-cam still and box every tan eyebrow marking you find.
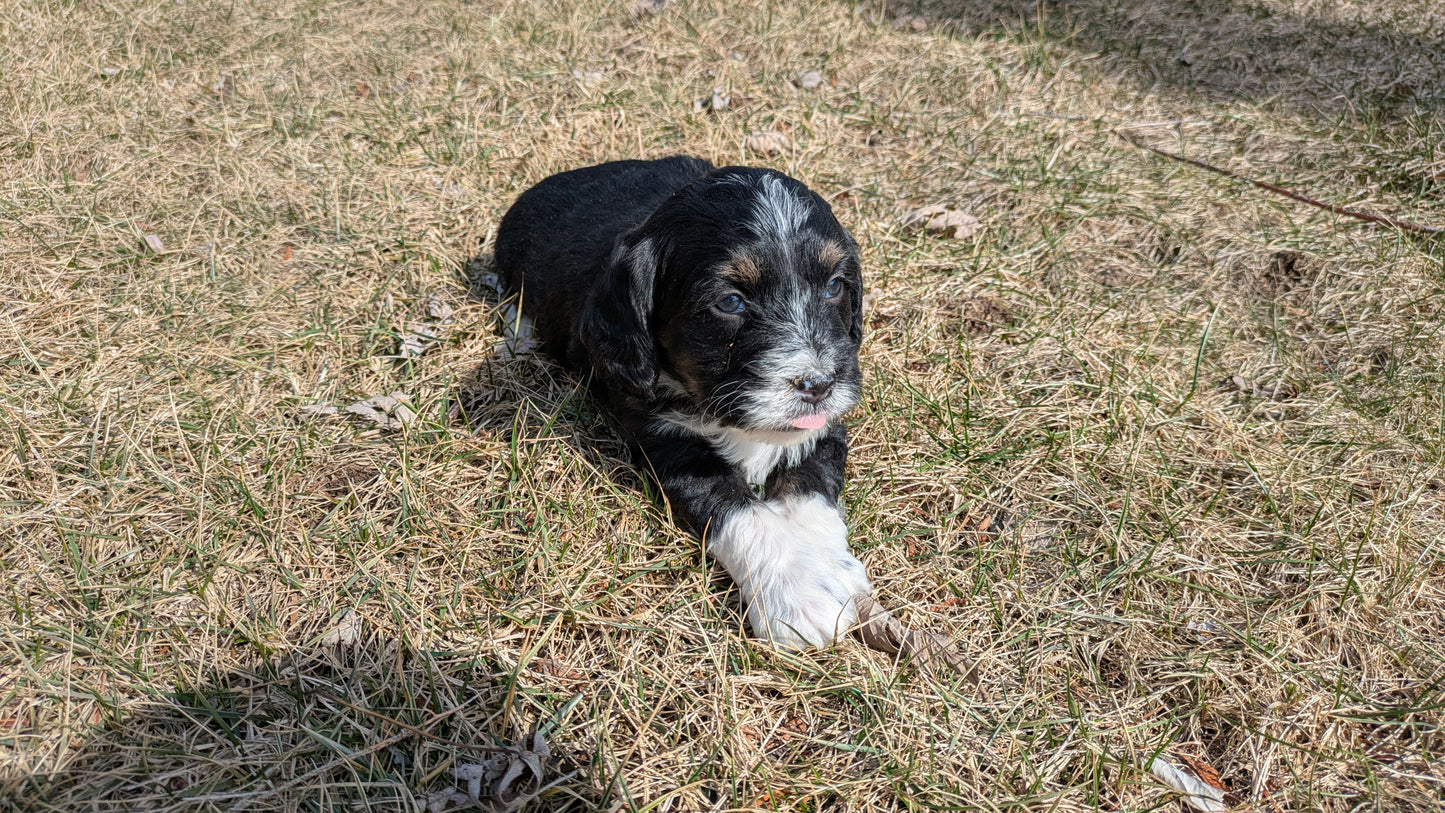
[818,241,848,269]
[719,253,761,284]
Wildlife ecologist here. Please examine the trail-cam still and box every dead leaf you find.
[212,72,235,98]
[402,326,441,357]
[1179,755,1228,795]
[630,0,674,17]
[775,716,807,743]
[343,391,417,431]
[695,87,730,112]
[1149,754,1228,812]
[901,204,981,240]
[853,595,978,685]
[533,658,583,681]
[490,301,539,362]
[320,609,362,649]
[142,235,166,254]
[1184,619,1222,643]
[427,293,455,321]
[1015,516,1061,553]
[753,789,794,808]
[793,70,824,90]
[423,728,552,813]
[571,69,603,87]
[401,293,458,358]
[745,131,791,156]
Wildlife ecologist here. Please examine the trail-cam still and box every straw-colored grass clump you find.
[1,0,1442,810]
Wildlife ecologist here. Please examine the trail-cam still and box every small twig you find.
[1113,129,1444,235]
[853,595,980,687]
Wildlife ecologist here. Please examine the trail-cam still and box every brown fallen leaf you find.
[895,15,928,32]
[343,391,417,431]
[142,235,165,254]
[745,130,791,156]
[901,204,981,240]
[401,293,458,358]
[571,69,603,88]
[853,595,978,685]
[629,0,674,17]
[1178,755,1228,796]
[1148,753,1228,812]
[400,325,441,358]
[212,72,235,99]
[695,87,730,112]
[753,788,799,809]
[532,658,584,681]
[423,728,552,812]
[320,609,362,649]
[793,70,824,90]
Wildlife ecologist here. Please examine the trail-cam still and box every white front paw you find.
[707,494,873,650]
[744,551,871,649]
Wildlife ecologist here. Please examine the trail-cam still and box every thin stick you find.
[1113,129,1444,235]
[853,595,980,687]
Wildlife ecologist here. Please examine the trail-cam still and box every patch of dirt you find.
[961,296,1017,335]
[1259,250,1313,296]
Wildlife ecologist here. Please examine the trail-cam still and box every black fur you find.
[495,156,869,644]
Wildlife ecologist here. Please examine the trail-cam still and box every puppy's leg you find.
[708,492,871,649]
[638,426,871,649]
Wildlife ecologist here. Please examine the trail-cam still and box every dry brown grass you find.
[2,0,1443,810]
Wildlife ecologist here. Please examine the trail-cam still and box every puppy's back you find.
[495,156,714,299]
[493,156,713,374]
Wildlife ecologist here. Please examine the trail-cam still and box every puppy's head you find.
[582,167,863,436]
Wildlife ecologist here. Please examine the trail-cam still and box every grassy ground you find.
[2,0,1443,809]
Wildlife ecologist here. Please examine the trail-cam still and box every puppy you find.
[494,156,871,649]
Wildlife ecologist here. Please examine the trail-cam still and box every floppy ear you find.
[580,233,659,395]
[846,244,864,345]
[849,272,864,344]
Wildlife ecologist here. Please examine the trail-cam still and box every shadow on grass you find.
[448,251,650,494]
[0,638,592,812]
[0,255,613,813]
[918,0,1445,116]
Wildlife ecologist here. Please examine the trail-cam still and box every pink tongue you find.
[791,413,828,430]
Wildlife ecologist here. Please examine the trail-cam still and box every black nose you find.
[793,375,835,404]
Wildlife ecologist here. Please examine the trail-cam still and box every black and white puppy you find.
[494,156,871,649]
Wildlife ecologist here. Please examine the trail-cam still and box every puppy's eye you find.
[824,276,845,299]
[715,294,746,315]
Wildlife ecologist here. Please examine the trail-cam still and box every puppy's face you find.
[643,171,864,435]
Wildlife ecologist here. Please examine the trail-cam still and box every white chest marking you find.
[654,412,824,487]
